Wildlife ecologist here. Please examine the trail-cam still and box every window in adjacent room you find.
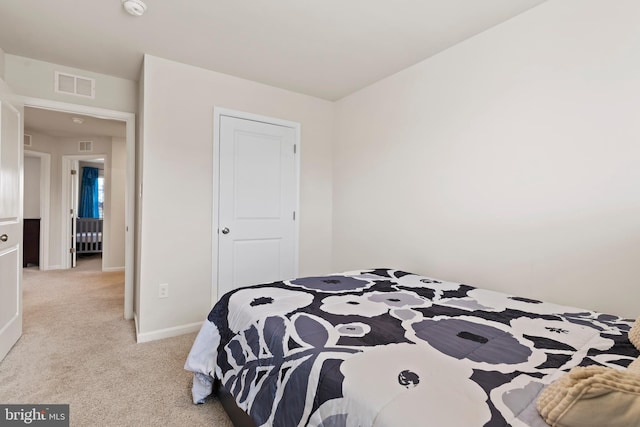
[98,176,105,219]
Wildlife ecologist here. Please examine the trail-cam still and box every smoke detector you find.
[122,0,147,16]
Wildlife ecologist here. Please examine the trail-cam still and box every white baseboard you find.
[136,321,203,343]
[46,264,63,271]
[102,266,125,272]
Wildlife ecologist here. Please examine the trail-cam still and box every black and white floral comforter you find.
[185,269,637,427]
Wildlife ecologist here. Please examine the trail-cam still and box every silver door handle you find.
[0,234,7,242]
[221,228,230,235]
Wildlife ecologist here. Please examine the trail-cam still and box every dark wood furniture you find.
[23,218,40,267]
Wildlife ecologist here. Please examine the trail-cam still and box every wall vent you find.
[55,71,95,99]
[78,141,93,152]
[24,134,32,147]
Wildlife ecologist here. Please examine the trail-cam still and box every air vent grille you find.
[24,134,32,147]
[55,71,95,99]
[79,141,93,152]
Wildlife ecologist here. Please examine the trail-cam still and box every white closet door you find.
[217,115,298,297]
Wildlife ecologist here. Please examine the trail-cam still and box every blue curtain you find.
[79,167,99,218]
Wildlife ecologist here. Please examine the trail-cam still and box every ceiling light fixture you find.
[122,0,147,17]
[71,117,84,125]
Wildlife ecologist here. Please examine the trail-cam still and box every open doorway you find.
[21,100,135,320]
[64,155,107,270]
[24,107,125,273]
[23,149,51,270]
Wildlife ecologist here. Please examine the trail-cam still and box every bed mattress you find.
[185,269,637,427]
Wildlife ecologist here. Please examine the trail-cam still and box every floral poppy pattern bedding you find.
[185,269,637,427]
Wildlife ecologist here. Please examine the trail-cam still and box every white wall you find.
[333,0,640,318]
[137,55,334,337]
[23,156,41,218]
[105,137,126,270]
[4,54,137,113]
[0,47,5,80]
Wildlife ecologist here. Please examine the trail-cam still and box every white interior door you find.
[0,79,23,362]
[217,115,298,297]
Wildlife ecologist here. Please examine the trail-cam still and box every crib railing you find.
[76,218,103,253]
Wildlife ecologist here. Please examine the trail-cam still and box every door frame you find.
[23,150,51,270]
[61,154,107,270]
[19,96,135,321]
[211,107,301,308]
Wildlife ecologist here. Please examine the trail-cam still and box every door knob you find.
[0,234,7,242]
[221,227,230,235]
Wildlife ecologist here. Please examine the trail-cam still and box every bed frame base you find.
[214,380,258,427]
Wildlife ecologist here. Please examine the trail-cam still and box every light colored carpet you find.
[0,255,233,427]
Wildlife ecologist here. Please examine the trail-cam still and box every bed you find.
[75,217,103,254]
[185,269,639,427]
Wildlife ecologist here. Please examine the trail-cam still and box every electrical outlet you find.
[159,283,169,298]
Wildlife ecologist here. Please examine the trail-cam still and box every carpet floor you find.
[0,255,233,427]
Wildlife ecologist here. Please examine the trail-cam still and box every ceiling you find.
[24,107,126,139]
[0,0,546,101]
